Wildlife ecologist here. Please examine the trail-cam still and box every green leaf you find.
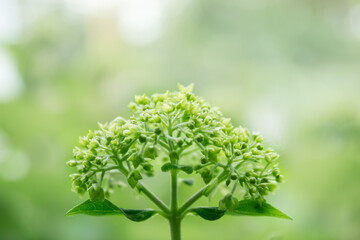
[178,165,193,174]
[161,162,173,172]
[120,208,157,222]
[188,207,227,221]
[66,199,157,222]
[227,200,292,220]
[66,199,122,216]
[161,163,193,174]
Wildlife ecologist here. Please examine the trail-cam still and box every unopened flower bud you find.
[255,136,264,143]
[154,127,162,135]
[135,95,150,105]
[195,134,204,142]
[243,152,252,160]
[66,160,77,167]
[139,134,147,143]
[230,174,238,180]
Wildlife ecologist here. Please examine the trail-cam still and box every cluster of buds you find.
[67,84,284,209]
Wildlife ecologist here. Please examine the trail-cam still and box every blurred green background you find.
[1,0,360,239]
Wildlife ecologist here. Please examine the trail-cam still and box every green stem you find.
[137,183,170,214]
[178,169,229,215]
[169,213,181,240]
[113,154,170,214]
[169,170,181,240]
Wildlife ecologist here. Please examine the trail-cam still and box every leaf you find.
[120,208,157,222]
[66,199,122,216]
[161,162,173,172]
[227,200,292,220]
[161,163,193,174]
[188,207,227,221]
[178,165,193,174]
[66,199,157,222]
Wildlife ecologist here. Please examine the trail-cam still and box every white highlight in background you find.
[0,49,23,102]
[117,0,166,46]
[0,0,21,42]
[348,4,360,40]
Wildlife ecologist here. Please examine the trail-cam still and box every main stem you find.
[169,170,181,240]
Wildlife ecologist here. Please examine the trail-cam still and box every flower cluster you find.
[67,84,283,209]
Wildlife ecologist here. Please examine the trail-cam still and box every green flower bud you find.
[255,136,264,143]
[153,115,161,123]
[89,184,105,201]
[75,153,84,160]
[195,134,204,143]
[249,177,256,184]
[230,174,238,180]
[249,187,256,195]
[234,143,242,150]
[268,183,278,192]
[128,102,137,111]
[258,186,269,195]
[260,178,269,183]
[269,152,280,161]
[85,153,96,162]
[132,154,144,168]
[128,170,143,188]
[139,134,147,143]
[251,148,261,155]
[111,139,119,146]
[83,160,91,168]
[142,163,154,172]
[144,145,157,159]
[276,175,284,183]
[198,168,212,184]
[187,120,195,129]
[256,143,263,150]
[124,137,133,143]
[162,104,174,113]
[177,138,184,147]
[226,179,231,186]
[95,157,102,165]
[79,136,89,148]
[132,170,143,180]
[70,173,81,180]
[243,152,252,160]
[185,131,193,138]
[154,127,162,135]
[135,94,151,105]
[272,169,281,177]
[66,160,77,167]
[245,171,254,177]
[265,148,274,153]
[219,194,238,211]
[151,93,165,103]
[265,154,272,162]
[234,149,241,156]
[89,139,99,149]
[185,138,193,146]
[225,149,231,158]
